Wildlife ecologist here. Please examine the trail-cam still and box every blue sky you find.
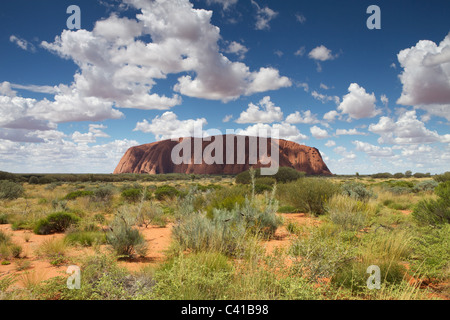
[0,0,449,174]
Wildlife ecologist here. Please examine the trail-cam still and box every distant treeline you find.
[0,170,448,184]
[351,171,449,181]
[0,171,227,184]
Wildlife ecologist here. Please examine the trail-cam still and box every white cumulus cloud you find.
[397,33,450,120]
[337,83,380,120]
[236,96,283,124]
[134,111,207,141]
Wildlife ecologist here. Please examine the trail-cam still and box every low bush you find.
[106,209,147,258]
[341,182,374,202]
[0,180,24,200]
[412,180,438,193]
[410,225,450,280]
[277,205,302,213]
[66,231,106,247]
[433,171,450,183]
[34,212,81,235]
[413,172,430,178]
[236,167,305,184]
[0,214,9,225]
[195,184,223,192]
[388,186,412,195]
[393,173,405,179]
[36,238,68,266]
[290,227,355,281]
[254,183,273,194]
[332,260,406,293]
[34,253,155,300]
[29,176,39,185]
[152,252,234,300]
[136,202,167,228]
[154,185,180,201]
[121,188,143,203]
[174,192,281,256]
[11,220,33,231]
[0,230,10,245]
[277,178,339,216]
[371,172,393,179]
[204,185,250,218]
[92,185,115,203]
[328,208,368,232]
[412,181,450,226]
[331,229,411,293]
[173,211,247,256]
[0,242,23,260]
[64,190,94,201]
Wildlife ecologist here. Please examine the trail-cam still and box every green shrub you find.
[371,172,393,179]
[152,252,233,300]
[0,232,22,260]
[92,185,115,202]
[121,188,142,203]
[254,183,273,194]
[0,171,17,182]
[433,171,450,183]
[235,167,305,184]
[154,185,180,201]
[93,213,106,224]
[255,177,276,186]
[328,208,368,232]
[66,231,106,247]
[173,211,247,256]
[413,172,430,178]
[0,214,9,225]
[35,253,155,300]
[0,230,10,245]
[332,261,406,293]
[410,225,450,280]
[29,176,39,185]
[290,227,355,281]
[45,182,60,191]
[277,205,302,213]
[286,221,301,235]
[205,185,250,218]
[341,182,374,202]
[10,244,22,258]
[34,212,81,235]
[64,190,94,201]
[136,202,167,228]
[0,180,24,200]
[277,178,339,216]
[11,220,33,231]
[412,181,450,226]
[106,210,147,258]
[413,180,438,193]
[388,186,412,195]
[174,194,281,256]
[195,184,223,192]
[392,203,410,211]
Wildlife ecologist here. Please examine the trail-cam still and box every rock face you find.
[113,135,332,175]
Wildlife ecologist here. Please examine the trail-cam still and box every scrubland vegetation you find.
[0,170,448,300]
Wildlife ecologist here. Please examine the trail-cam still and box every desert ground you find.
[0,170,448,300]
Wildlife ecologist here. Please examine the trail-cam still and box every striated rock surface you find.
[113,135,332,175]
